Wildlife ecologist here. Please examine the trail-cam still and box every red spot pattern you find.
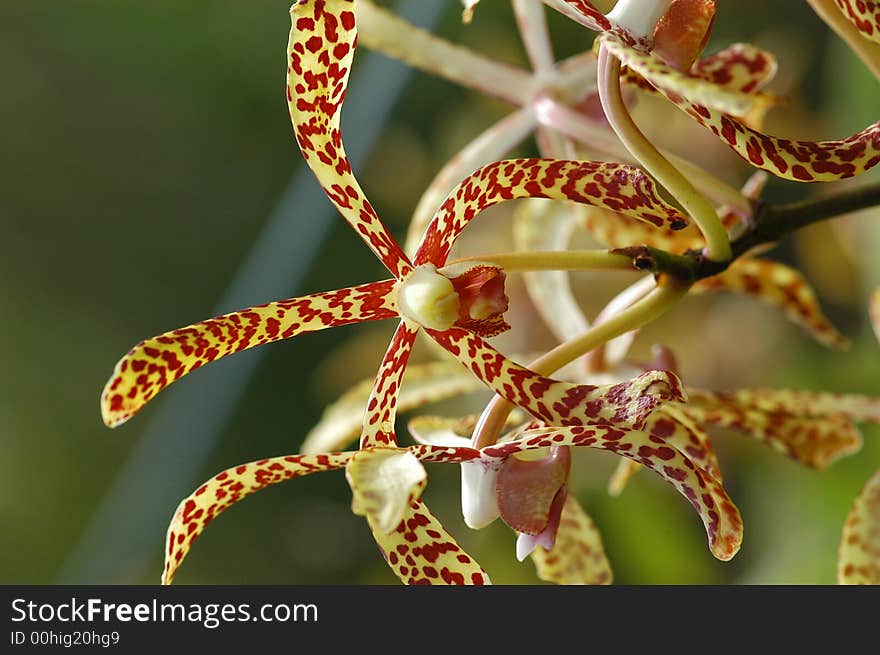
[834,0,880,43]
[286,0,411,278]
[480,422,743,561]
[414,158,690,266]
[101,279,398,427]
[427,326,685,431]
[372,499,490,586]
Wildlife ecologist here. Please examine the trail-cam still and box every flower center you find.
[396,264,461,331]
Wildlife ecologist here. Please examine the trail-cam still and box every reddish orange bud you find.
[442,262,511,338]
[652,0,717,71]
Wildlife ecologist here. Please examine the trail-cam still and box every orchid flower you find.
[806,0,880,78]
[99,0,710,584]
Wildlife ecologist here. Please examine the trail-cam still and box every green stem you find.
[448,250,634,273]
[596,41,733,262]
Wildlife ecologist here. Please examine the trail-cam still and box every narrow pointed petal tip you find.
[346,448,428,535]
[101,281,398,429]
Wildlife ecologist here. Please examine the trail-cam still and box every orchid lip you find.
[461,459,502,529]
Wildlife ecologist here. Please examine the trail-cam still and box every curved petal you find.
[833,0,880,43]
[346,447,427,534]
[691,43,778,93]
[808,0,880,78]
[406,110,536,257]
[427,326,686,430]
[581,205,707,251]
[688,388,880,424]
[513,200,591,342]
[162,452,354,584]
[530,495,613,584]
[287,0,411,277]
[610,34,778,122]
[678,398,863,469]
[692,258,849,350]
[360,320,419,448]
[369,496,491,585]
[482,424,743,561]
[620,37,880,181]
[838,469,880,584]
[302,360,484,454]
[102,280,398,428]
[606,405,721,495]
[415,158,691,266]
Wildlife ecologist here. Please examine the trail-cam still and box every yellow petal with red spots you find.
[679,393,864,469]
[689,388,880,424]
[162,452,354,584]
[288,0,411,278]
[346,447,427,534]
[482,423,743,561]
[833,0,880,43]
[580,206,708,252]
[606,406,721,495]
[605,33,777,122]
[692,258,849,350]
[691,43,778,94]
[531,495,613,585]
[302,361,484,454]
[839,469,880,584]
[369,496,491,585]
[612,29,880,182]
[102,280,398,428]
[427,326,686,431]
[359,321,418,448]
[414,158,691,267]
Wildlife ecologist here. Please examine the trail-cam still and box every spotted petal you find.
[607,33,778,123]
[163,452,354,584]
[101,279,398,428]
[346,447,427,534]
[482,424,743,561]
[415,158,691,266]
[833,0,880,43]
[692,258,849,349]
[359,320,419,448]
[614,31,880,181]
[678,394,864,469]
[839,469,880,584]
[691,43,779,94]
[530,495,613,585]
[605,405,722,495]
[427,326,686,430]
[688,388,880,424]
[302,360,484,454]
[370,496,491,585]
[287,0,411,277]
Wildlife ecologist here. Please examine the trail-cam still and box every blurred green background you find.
[1,0,877,585]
